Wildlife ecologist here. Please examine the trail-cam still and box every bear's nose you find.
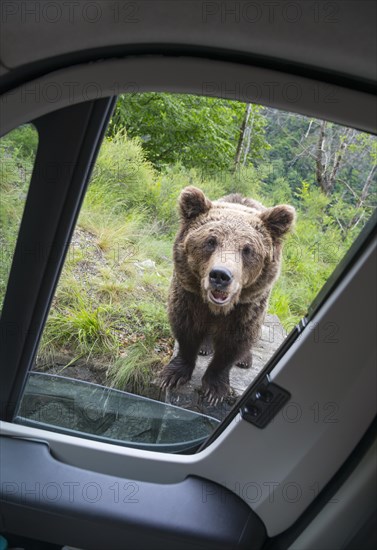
[209,267,233,288]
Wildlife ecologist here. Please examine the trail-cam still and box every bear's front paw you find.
[202,373,230,406]
[160,359,193,390]
[236,351,252,369]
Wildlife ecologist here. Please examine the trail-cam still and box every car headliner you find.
[0,0,376,90]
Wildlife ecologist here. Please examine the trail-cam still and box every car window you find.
[0,124,39,311]
[12,94,377,452]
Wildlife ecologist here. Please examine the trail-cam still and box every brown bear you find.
[161,186,295,404]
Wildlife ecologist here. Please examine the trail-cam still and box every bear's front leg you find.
[160,332,202,390]
[202,340,249,404]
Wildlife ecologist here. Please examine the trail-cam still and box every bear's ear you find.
[179,186,212,221]
[259,205,296,239]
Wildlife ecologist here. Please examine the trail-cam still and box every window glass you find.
[15,95,376,451]
[0,124,39,310]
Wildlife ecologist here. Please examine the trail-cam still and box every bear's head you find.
[174,186,295,315]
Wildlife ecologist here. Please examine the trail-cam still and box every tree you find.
[233,104,268,173]
[357,164,377,208]
[315,121,355,195]
[234,104,252,172]
[109,93,268,173]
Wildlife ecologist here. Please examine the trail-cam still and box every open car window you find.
[4,93,376,453]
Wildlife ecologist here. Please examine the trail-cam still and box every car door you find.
[1,2,376,549]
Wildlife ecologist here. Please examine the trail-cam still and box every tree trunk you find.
[242,109,255,166]
[328,128,354,191]
[346,163,376,230]
[357,164,376,208]
[316,120,329,193]
[234,104,252,173]
[315,123,355,195]
[305,119,313,138]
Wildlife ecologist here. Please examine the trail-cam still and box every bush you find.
[86,131,157,216]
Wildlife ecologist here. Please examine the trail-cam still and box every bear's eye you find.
[206,237,217,251]
[242,244,253,257]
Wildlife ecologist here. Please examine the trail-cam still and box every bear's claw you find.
[160,361,193,390]
[203,389,223,407]
[198,337,214,357]
[202,375,230,405]
[236,351,252,369]
[198,348,211,356]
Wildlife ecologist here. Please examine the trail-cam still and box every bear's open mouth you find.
[209,289,231,305]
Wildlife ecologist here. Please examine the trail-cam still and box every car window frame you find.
[0,97,116,419]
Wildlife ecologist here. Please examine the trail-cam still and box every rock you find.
[163,313,286,420]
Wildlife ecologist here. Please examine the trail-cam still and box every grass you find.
[41,299,119,360]
[107,342,161,394]
[38,210,174,391]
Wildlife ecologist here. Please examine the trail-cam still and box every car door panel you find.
[0,437,267,550]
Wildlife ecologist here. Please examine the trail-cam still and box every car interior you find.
[0,1,376,549]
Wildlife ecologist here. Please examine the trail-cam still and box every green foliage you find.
[85,131,157,216]
[268,181,348,328]
[108,93,268,172]
[264,175,293,204]
[1,123,39,159]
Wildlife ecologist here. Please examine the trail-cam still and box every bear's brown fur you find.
[161,186,295,403]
